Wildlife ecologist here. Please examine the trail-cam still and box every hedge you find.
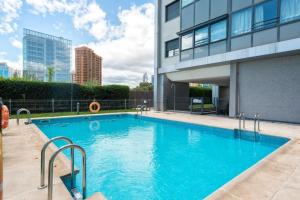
[0,79,129,100]
[189,87,212,103]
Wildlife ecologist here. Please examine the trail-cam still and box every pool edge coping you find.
[31,121,107,200]
[30,112,298,199]
[205,138,296,199]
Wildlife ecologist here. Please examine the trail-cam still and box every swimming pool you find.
[34,114,289,200]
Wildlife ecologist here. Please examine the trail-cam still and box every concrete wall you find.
[155,0,300,121]
[229,63,238,117]
[160,0,180,68]
[238,54,300,123]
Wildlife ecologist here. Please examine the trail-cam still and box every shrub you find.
[0,79,129,100]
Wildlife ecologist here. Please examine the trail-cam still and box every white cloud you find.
[25,0,85,14]
[26,0,108,40]
[73,2,108,40]
[0,0,23,34]
[10,38,22,49]
[0,52,22,71]
[86,3,155,86]
[24,1,155,86]
[0,51,6,57]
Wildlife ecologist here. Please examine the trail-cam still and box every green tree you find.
[84,80,99,87]
[47,66,55,82]
[132,82,153,91]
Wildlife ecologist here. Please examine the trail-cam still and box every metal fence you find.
[2,99,153,114]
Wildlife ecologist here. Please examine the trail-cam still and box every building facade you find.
[0,63,13,79]
[23,28,72,82]
[75,46,102,85]
[155,0,300,123]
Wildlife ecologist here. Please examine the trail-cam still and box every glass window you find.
[165,39,179,57]
[181,49,194,61]
[281,0,300,23]
[195,0,209,25]
[232,8,252,36]
[182,0,194,7]
[181,32,193,50]
[211,20,227,42]
[195,26,209,46]
[181,4,194,30]
[166,1,180,21]
[254,0,277,30]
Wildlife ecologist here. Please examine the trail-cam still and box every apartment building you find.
[23,28,72,82]
[75,46,102,85]
[154,0,300,123]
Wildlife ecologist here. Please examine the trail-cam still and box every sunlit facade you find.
[155,0,300,123]
[23,28,72,82]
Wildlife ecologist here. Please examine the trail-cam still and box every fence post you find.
[134,99,137,108]
[76,102,80,115]
[9,99,12,114]
[190,98,193,113]
[124,99,127,110]
[70,99,73,112]
[52,99,55,113]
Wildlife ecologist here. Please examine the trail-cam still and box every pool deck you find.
[145,111,300,200]
[3,111,300,199]
[3,119,106,200]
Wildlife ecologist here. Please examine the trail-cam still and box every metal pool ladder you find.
[38,136,74,189]
[238,112,245,130]
[136,105,143,115]
[48,144,86,200]
[254,113,261,132]
[16,108,32,125]
[39,137,87,200]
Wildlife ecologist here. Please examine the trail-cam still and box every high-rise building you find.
[143,73,149,83]
[75,46,102,85]
[155,0,300,123]
[23,28,72,82]
[0,63,13,79]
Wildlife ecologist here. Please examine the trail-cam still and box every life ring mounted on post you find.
[1,105,9,129]
[89,102,101,113]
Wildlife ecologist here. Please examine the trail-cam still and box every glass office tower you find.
[0,63,11,78]
[23,28,72,82]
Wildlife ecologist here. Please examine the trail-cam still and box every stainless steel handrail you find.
[38,136,74,189]
[48,144,86,200]
[254,113,261,132]
[257,114,261,131]
[136,105,143,115]
[238,112,245,130]
[16,108,32,125]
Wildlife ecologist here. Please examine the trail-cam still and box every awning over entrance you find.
[166,65,230,86]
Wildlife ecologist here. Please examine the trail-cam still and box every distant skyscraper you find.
[23,28,72,82]
[0,63,12,78]
[143,72,148,83]
[75,46,102,85]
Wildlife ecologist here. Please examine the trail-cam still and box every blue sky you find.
[0,0,155,86]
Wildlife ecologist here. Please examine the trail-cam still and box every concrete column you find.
[154,0,162,111]
[229,63,238,117]
[154,73,167,111]
[212,85,219,105]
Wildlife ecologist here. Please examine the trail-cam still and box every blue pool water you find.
[34,114,288,200]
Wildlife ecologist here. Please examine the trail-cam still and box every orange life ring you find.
[89,102,101,113]
[1,105,9,129]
